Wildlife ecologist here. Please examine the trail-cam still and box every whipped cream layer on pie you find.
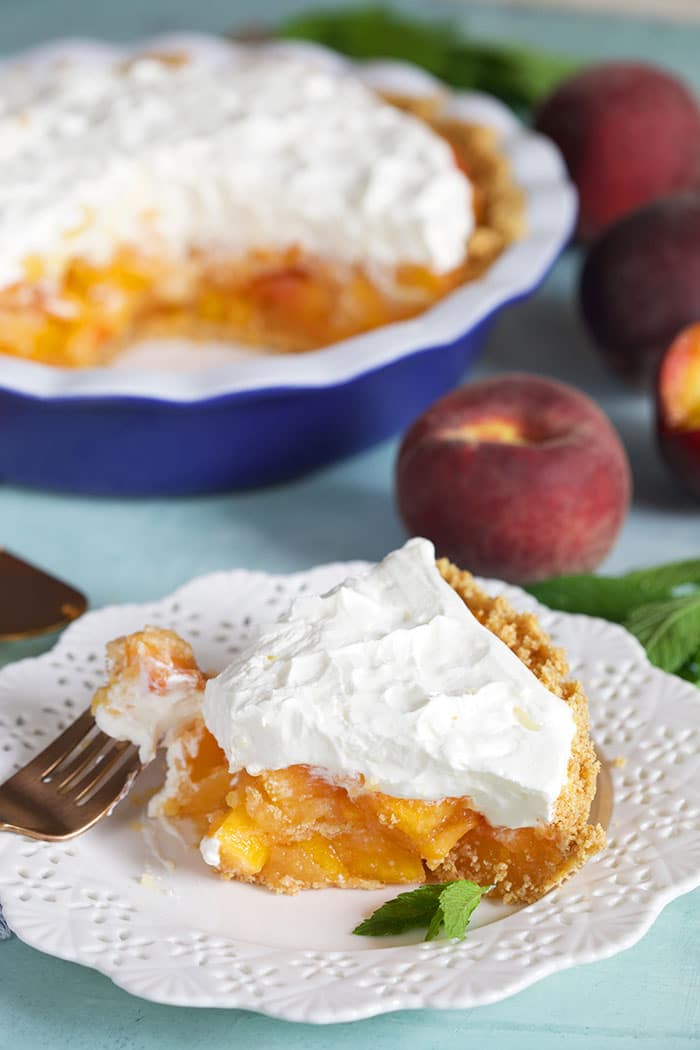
[204,539,575,827]
[0,52,471,289]
[0,46,523,366]
[93,540,603,902]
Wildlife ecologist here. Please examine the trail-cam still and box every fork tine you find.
[76,747,142,821]
[71,740,136,803]
[22,708,96,778]
[0,708,144,841]
[54,730,112,791]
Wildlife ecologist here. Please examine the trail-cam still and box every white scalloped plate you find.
[0,33,576,402]
[1,564,699,1023]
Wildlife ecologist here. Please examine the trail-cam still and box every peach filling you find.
[161,723,482,890]
[92,624,595,900]
[159,721,578,895]
[0,246,469,368]
[0,101,524,369]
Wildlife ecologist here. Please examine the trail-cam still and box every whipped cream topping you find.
[0,49,473,291]
[199,833,222,870]
[93,656,202,764]
[204,539,576,829]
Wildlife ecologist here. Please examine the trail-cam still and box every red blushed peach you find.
[580,192,700,383]
[657,323,700,499]
[395,374,631,584]
[535,63,700,241]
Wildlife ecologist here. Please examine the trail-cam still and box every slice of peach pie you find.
[0,46,523,367]
[93,539,604,903]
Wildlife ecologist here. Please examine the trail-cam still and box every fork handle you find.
[0,818,71,842]
[0,786,64,839]
[0,820,27,835]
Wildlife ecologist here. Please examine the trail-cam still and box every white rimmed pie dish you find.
[0,33,576,493]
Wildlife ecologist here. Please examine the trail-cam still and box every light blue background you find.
[1,2,699,1047]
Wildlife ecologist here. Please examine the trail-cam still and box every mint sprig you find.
[678,647,700,686]
[625,594,700,673]
[526,558,700,677]
[353,880,490,941]
[525,574,662,624]
[438,880,489,940]
[527,558,700,623]
[280,7,578,113]
[352,884,443,937]
[622,559,700,594]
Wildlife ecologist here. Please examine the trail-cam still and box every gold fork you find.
[0,709,142,841]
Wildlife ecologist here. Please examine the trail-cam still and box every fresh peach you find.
[580,192,700,383]
[395,374,631,584]
[657,323,700,499]
[535,63,700,241]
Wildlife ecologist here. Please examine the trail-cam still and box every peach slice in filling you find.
[159,718,585,896]
[158,719,483,890]
[157,716,601,899]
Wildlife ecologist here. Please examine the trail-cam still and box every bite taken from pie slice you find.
[92,540,604,903]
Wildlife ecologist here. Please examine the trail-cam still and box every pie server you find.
[0,549,87,640]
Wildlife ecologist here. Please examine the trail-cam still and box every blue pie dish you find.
[0,36,576,495]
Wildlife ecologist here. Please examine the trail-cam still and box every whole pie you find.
[93,540,604,904]
[0,45,524,367]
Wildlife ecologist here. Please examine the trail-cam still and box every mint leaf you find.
[425,906,445,942]
[526,560,700,624]
[526,559,700,686]
[678,647,700,686]
[525,574,660,623]
[443,40,576,107]
[439,881,490,940]
[280,6,578,111]
[282,8,455,75]
[625,593,700,673]
[622,560,700,595]
[353,884,443,936]
[353,881,490,940]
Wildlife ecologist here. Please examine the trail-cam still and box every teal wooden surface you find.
[0,2,699,1046]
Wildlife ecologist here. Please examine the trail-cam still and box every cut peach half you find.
[658,322,700,430]
[657,322,700,498]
